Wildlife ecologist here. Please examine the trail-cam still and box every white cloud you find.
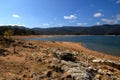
[101,19,118,24]
[116,14,120,20]
[94,12,103,17]
[96,22,100,25]
[116,0,120,4]
[43,23,49,26]
[0,24,25,26]
[77,23,82,25]
[101,14,120,24]
[16,24,25,26]
[12,14,20,18]
[64,15,77,20]
[77,23,87,26]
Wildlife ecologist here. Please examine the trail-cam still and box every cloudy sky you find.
[0,0,120,28]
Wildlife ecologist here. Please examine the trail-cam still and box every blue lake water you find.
[23,36,120,56]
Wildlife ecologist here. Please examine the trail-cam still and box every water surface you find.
[23,35,120,56]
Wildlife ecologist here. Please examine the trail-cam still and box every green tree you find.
[0,36,5,48]
[4,30,13,39]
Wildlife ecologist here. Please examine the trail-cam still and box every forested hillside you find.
[33,24,120,35]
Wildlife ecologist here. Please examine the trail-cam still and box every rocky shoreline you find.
[0,39,120,80]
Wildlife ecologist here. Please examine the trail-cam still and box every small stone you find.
[46,71,52,78]
[23,74,27,78]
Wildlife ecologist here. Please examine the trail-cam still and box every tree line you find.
[0,25,36,36]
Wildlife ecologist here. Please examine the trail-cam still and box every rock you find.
[61,61,94,80]
[64,75,74,80]
[0,49,10,56]
[87,66,97,72]
[23,74,27,78]
[37,58,42,62]
[31,72,37,80]
[60,53,76,62]
[97,69,105,75]
[46,71,52,78]
[92,59,105,63]
[92,59,120,70]
[22,44,36,49]
[17,41,24,45]
[49,48,96,79]
[62,65,69,72]
[50,48,78,62]
[95,74,101,80]
[52,66,64,73]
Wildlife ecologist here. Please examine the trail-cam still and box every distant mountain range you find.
[0,24,120,35]
[33,24,120,35]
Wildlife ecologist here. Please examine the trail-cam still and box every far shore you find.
[11,35,74,39]
[11,34,120,39]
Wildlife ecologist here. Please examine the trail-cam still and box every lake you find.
[23,35,120,56]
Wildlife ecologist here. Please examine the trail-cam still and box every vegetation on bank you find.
[0,29,15,49]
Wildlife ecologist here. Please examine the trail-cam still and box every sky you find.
[0,0,120,28]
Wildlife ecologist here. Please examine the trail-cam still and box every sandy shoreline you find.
[35,40,120,61]
[11,35,120,39]
[11,35,76,39]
